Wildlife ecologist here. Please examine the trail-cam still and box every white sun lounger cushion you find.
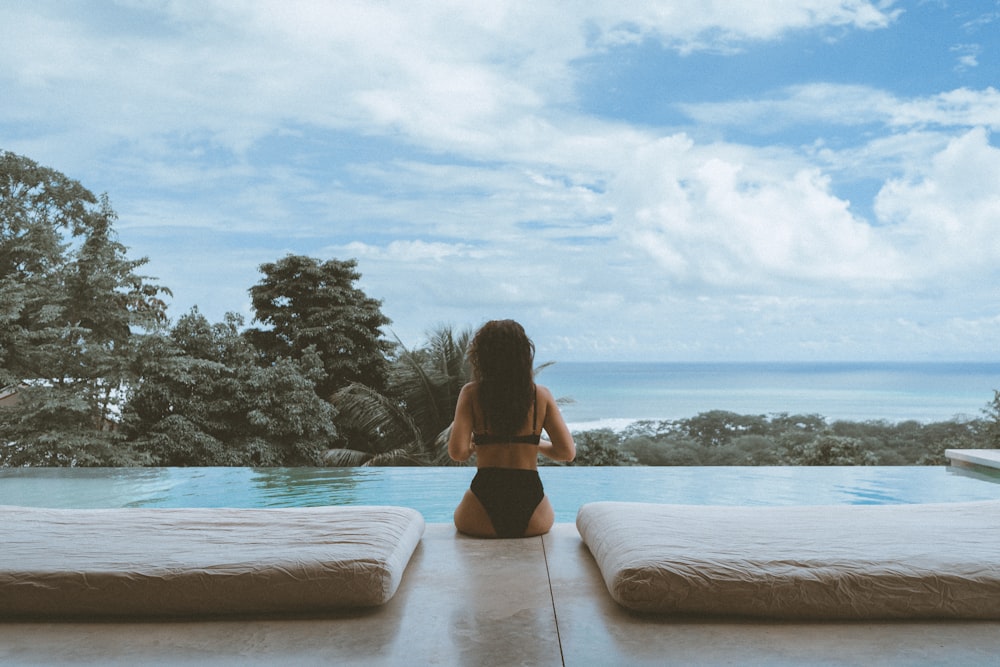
[0,505,424,617]
[577,500,1000,619]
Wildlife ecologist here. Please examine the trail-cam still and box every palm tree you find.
[325,326,472,466]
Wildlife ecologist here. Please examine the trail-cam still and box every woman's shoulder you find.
[534,383,555,401]
[458,382,480,401]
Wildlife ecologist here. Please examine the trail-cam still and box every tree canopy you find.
[1,151,169,465]
[246,255,393,400]
[121,309,338,466]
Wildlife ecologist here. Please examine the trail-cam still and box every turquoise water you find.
[3,466,999,522]
[542,362,1000,428]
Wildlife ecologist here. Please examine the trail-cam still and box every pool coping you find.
[946,448,1000,472]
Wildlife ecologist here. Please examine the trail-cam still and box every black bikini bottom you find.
[470,467,545,538]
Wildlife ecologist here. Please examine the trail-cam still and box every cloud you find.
[587,0,899,54]
[0,1,902,153]
[891,87,1000,130]
[875,127,1000,279]
[680,84,1000,132]
[951,43,981,70]
[3,0,998,361]
[601,123,1000,300]
[607,134,908,292]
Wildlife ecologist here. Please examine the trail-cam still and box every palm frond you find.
[533,360,556,376]
[332,382,423,449]
[364,447,418,466]
[322,447,371,467]
[428,424,467,466]
[328,325,476,467]
[391,332,444,428]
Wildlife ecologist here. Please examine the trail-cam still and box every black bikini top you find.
[473,386,541,446]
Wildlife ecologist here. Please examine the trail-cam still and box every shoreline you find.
[565,411,987,434]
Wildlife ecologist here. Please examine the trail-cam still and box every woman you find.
[448,320,576,538]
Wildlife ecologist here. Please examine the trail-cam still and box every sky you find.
[2,1,1000,362]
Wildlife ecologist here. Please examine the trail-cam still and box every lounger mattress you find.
[577,500,1000,619]
[0,505,424,617]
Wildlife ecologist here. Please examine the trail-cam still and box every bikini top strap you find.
[532,384,538,433]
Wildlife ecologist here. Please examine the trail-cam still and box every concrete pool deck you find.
[3,523,1000,666]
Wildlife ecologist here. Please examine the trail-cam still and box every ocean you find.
[539,362,1000,430]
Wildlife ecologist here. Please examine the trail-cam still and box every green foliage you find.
[601,410,993,467]
[678,410,770,447]
[621,435,704,465]
[0,383,149,466]
[246,255,393,399]
[324,382,425,466]
[563,429,637,466]
[327,325,473,465]
[983,390,1000,448]
[121,309,337,465]
[1,151,169,465]
[781,434,879,466]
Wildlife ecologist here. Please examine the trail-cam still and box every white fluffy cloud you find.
[609,134,908,290]
[876,128,1000,277]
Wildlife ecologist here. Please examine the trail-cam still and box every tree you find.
[565,429,636,466]
[246,255,393,399]
[1,151,169,465]
[121,309,338,466]
[983,390,1000,449]
[678,410,769,448]
[781,434,879,466]
[0,382,148,466]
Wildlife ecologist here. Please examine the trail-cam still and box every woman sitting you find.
[448,319,576,538]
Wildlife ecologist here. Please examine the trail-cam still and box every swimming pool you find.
[3,465,1000,521]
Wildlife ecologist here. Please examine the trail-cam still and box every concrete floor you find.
[2,524,1000,666]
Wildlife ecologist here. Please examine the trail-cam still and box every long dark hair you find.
[467,319,535,436]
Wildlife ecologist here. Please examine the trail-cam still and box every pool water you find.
[3,466,1000,522]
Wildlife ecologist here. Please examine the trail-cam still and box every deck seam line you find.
[541,534,566,667]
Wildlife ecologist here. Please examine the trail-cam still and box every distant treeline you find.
[560,408,1000,466]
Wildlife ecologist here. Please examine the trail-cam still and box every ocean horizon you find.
[539,361,1000,431]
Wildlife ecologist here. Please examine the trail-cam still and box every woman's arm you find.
[447,383,476,462]
[537,385,576,462]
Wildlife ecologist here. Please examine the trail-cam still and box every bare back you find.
[447,382,575,467]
